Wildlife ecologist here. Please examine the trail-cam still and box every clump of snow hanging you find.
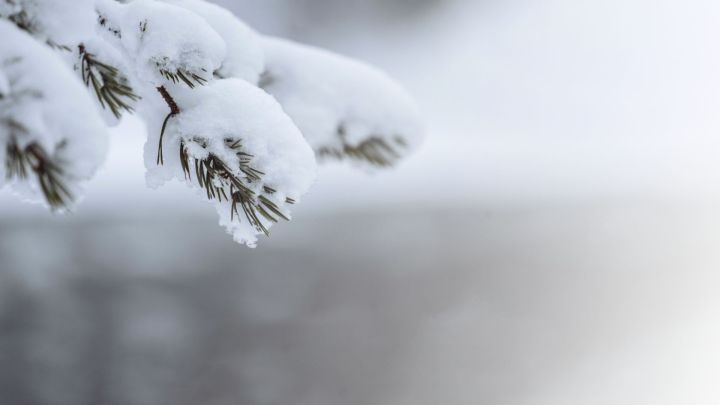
[260,37,425,167]
[0,20,108,206]
[148,79,317,246]
[160,0,265,84]
[92,0,316,246]
[172,79,316,194]
[0,0,425,246]
[96,0,226,86]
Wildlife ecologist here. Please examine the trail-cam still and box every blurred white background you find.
[2,1,720,404]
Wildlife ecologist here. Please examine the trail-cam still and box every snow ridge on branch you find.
[0,0,424,247]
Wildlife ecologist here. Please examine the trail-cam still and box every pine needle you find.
[318,137,402,167]
[179,139,291,236]
[5,136,73,210]
[158,68,207,89]
[79,45,139,119]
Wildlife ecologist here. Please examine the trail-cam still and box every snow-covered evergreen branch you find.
[79,44,140,119]
[0,0,424,247]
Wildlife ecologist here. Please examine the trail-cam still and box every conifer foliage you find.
[0,0,424,247]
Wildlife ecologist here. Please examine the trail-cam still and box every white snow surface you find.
[160,0,265,84]
[0,20,109,207]
[97,0,226,86]
[143,79,317,246]
[261,37,425,165]
[0,0,425,246]
[172,79,316,197]
[0,0,97,46]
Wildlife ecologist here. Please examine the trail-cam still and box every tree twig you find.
[156,85,180,165]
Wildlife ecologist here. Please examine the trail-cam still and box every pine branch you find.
[155,85,180,165]
[1,55,73,209]
[318,137,402,168]
[5,135,26,180]
[180,138,291,236]
[158,67,207,88]
[79,45,139,119]
[5,135,73,210]
[5,9,71,50]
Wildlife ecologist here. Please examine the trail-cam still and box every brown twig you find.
[156,85,180,165]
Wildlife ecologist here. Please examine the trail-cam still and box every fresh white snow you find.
[262,37,425,168]
[0,20,108,209]
[161,0,265,83]
[0,0,424,246]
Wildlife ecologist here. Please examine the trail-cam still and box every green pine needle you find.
[79,45,140,119]
[318,137,403,167]
[158,68,207,89]
[180,138,291,236]
[5,136,73,210]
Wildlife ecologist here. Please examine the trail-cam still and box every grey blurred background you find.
[4,0,720,404]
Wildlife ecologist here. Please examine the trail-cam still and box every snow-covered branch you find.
[0,19,108,210]
[0,0,424,246]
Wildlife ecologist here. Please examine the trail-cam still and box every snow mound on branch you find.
[260,37,425,167]
[0,20,108,207]
[160,0,265,84]
[172,80,317,196]
[0,0,96,46]
[1,0,425,246]
[145,78,317,247]
[97,0,226,86]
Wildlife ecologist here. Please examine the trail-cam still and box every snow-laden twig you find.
[0,0,424,247]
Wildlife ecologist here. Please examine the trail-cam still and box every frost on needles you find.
[0,0,425,247]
